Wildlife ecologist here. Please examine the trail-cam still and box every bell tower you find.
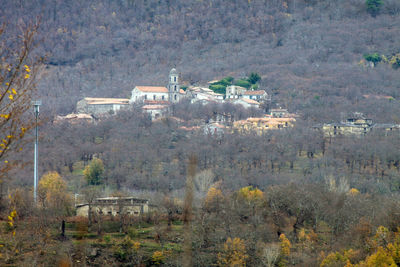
[168,68,180,103]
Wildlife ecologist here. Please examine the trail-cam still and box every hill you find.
[1,0,400,121]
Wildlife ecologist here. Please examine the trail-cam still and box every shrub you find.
[234,79,251,89]
[363,53,382,64]
[209,84,226,94]
[366,0,384,16]
[247,72,261,84]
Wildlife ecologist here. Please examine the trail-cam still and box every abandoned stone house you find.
[76,97,130,115]
[233,112,297,135]
[322,112,400,137]
[76,197,149,217]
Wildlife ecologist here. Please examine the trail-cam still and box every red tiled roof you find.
[243,90,266,95]
[84,97,129,105]
[241,98,260,105]
[135,86,168,93]
[142,105,168,110]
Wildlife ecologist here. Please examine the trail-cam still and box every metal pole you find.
[32,100,41,204]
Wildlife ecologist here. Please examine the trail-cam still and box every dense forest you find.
[1,0,400,266]
[1,0,400,120]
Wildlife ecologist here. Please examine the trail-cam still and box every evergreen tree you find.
[366,0,384,17]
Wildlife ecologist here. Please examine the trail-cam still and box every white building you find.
[187,86,224,104]
[129,86,169,103]
[242,90,269,101]
[226,85,247,99]
[233,98,260,109]
[130,68,185,104]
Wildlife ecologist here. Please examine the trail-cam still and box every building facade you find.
[130,68,184,104]
[76,97,130,115]
[76,197,149,217]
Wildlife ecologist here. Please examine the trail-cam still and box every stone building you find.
[322,112,400,137]
[76,196,149,217]
[233,110,297,135]
[76,97,130,115]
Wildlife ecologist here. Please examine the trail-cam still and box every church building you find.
[130,68,185,104]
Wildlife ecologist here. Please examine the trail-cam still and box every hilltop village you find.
[56,68,400,137]
[57,68,299,134]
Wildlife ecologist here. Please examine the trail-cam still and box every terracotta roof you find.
[84,97,129,105]
[179,126,200,131]
[363,94,394,100]
[208,123,225,129]
[142,105,168,110]
[63,113,93,119]
[243,90,266,95]
[241,98,260,105]
[135,86,168,93]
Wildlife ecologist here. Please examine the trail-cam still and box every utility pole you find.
[32,100,41,204]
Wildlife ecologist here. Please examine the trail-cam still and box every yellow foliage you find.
[320,249,356,267]
[205,187,223,206]
[373,226,390,248]
[298,228,306,241]
[6,208,17,235]
[218,237,248,267]
[358,247,395,267]
[389,54,400,67]
[38,171,71,209]
[238,186,264,202]
[133,241,140,250]
[24,65,31,73]
[279,234,291,257]
[152,250,165,265]
[348,188,360,196]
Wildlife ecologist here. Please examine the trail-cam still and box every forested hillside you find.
[1,0,400,121]
[2,1,400,266]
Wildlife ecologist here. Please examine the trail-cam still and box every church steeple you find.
[168,68,180,103]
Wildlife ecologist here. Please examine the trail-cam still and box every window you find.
[174,85,177,91]
[162,95,165,100]
[144,94,147,100]
[153,95,156,100]
[174,76,176,82]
